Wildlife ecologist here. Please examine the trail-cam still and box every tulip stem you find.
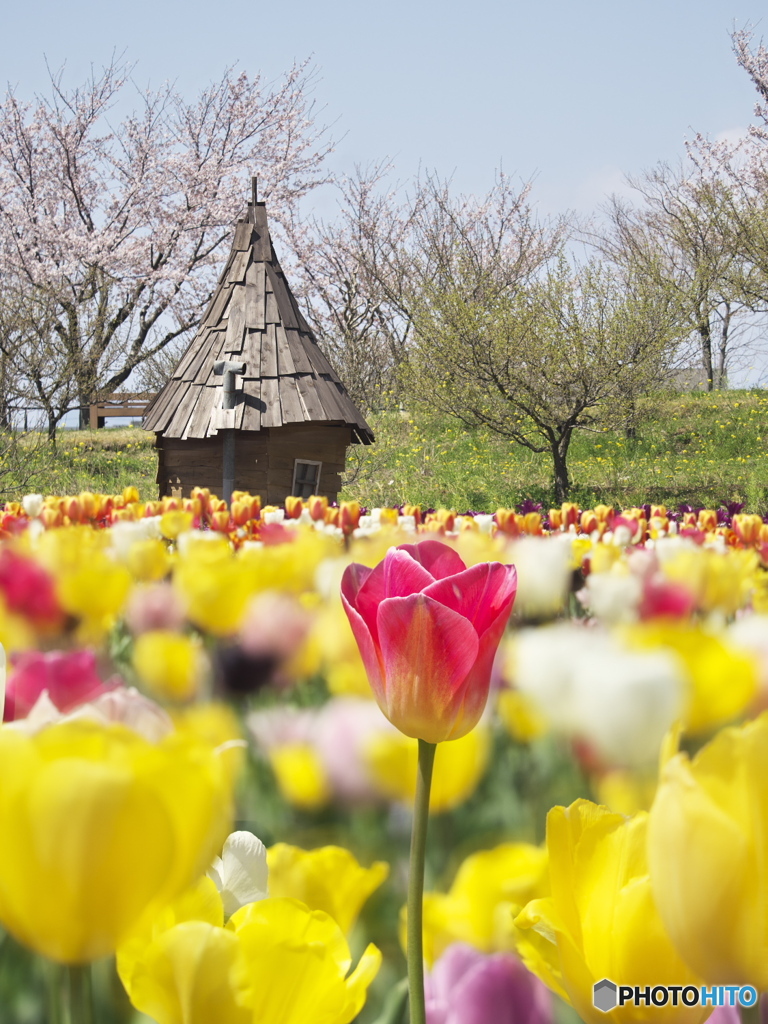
[407,738,436,1024]
[47,962,64,1024]
[66,964,93,1024]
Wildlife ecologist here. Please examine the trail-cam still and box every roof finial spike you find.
[251,175,258,207]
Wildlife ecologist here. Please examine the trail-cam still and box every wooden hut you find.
[143,183,374,503]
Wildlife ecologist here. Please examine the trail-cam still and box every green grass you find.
[339,389,768,512]
[1,390,766,512]
[0,426,158,503]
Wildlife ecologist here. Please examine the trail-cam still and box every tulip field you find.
[0,486,767,1024]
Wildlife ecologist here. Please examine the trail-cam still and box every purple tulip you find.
[425,943,553,1024]
[708,998,744,1024]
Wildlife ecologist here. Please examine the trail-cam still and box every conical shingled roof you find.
[143,196,374,443]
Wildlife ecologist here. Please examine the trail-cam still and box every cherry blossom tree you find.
[0,57,331,433]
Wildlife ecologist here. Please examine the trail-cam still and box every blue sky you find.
[2,0,765,216]
[3,0,768,387]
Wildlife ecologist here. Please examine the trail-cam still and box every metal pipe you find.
[213,360,246,504]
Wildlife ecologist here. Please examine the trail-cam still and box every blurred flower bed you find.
[0,487,767,1023]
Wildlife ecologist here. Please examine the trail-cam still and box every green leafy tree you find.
[406,255,685,502]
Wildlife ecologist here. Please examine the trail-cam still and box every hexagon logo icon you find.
[594,979,618,1012]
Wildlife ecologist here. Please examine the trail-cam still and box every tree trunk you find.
[698,319,714,391]
[717,301,731,389]
[551,434,571,504]
[47,413,57,444]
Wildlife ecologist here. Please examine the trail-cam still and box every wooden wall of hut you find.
[157,423,352,503]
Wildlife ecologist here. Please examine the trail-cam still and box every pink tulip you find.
[425,943,552,1024]
[3,649,118,721]
[341,540,517,742]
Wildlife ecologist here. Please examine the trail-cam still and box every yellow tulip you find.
[56,554,132,640]
[0,719,232,963]
[648,712,768,988]
[365,724,490,813]
[160,511,194,540]
[172,702,245,787]
[314,601,372,698]
[624,622,757,733]
[594,769,657,816]
[232,899,381,1024]
[496,689,549,742]
[122,485,141,505]
[133,630,205,702]
[416,842,548,964]
[266,844,389,934]
[119,894,381,1024]
[269,743,330,810]
[238,531,337,595]
[118,876,249,1024]
[515,800,706,1024]
[174,549,257,636]
[661,547,757,616]
[126,537,171,581]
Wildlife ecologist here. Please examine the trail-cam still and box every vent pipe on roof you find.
[214,359,246,504]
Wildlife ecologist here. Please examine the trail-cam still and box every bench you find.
[88,393,155,429]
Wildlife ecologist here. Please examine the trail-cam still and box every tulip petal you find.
[340,596,385,698]
[544,801,627,945]
[266,844,389,934]
[376,595,479,741]
[122,920,251,1024]
[449,951,550,1024]
[232,898,379,1024]
[424,563,517,641]
[649,748,758,985]
[354,549,436,644]
[339,562,372,608]
[344,942,384,1020]
[514,899,571,1003]
[208,831,268,919]
[0,754,176,963]
[430,942,486,1002]
[397,540,467,580]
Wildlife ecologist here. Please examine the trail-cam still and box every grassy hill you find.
[342,389,768,512]
[3,389,767,512]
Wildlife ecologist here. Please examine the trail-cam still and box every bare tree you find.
[677,28,768,353]
[592,163,751,390]
[287,165,416,411]
[290,168,565,412]
[0,57,332,434]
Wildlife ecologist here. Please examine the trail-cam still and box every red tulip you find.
[3,649,118,721]
[341,540,517,743]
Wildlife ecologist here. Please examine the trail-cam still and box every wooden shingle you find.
[144,193,373,444]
